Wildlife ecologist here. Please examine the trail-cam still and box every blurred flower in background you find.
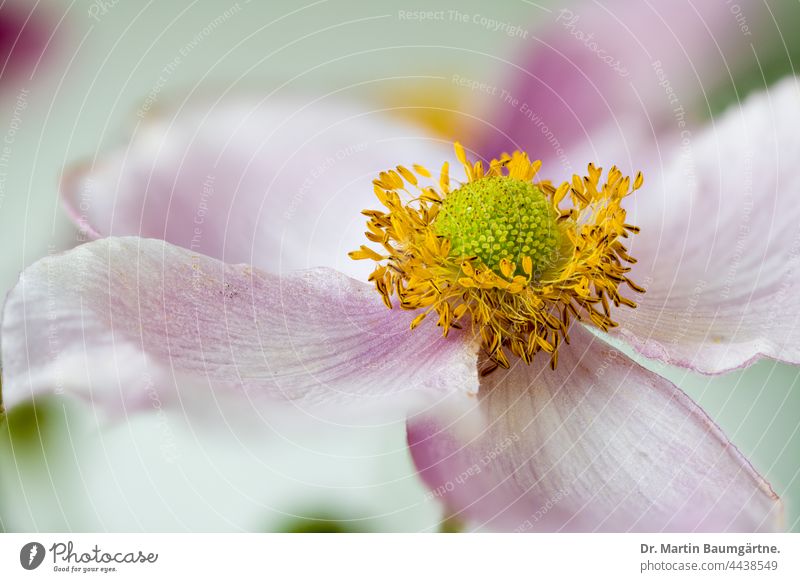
[2,0,800,532]
[0,2,54,90]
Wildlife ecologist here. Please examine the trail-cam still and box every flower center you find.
[434,176,566,278]
[349,143,645,373]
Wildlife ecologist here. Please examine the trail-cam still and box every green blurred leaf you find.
[276,513,368,533]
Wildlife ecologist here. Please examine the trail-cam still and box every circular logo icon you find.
[20,542,46,570]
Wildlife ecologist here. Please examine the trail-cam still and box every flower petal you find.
[61,96,453,280]
[1,237,479,415]
[0,3,54,88]
[0,395,443,532]
[614,77,800,373]
[476,0,767,171]
[407,325,781,532]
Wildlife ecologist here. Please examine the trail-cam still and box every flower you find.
[3,3,797,532]
[0,3,56,90]
[350,144,644,372]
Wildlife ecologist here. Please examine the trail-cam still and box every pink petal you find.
[615,77,800,373]
[476,0,766,173]
[407,325,781,532]
[0,3,55,88]
[61,96,453,280]
[1,237,479,415]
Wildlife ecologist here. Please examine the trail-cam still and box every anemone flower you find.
[3,7,796,532]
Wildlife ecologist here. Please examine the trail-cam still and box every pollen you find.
[349,142,645,372]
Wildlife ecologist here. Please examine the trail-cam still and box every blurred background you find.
[0,0,799,532]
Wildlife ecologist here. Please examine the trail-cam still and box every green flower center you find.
[434,176,566,277]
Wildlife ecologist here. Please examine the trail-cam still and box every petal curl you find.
[1,237,478,415]
[61,96,453,280]
[407,326,781,532]
[615,78,800,373]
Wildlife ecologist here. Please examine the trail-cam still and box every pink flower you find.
[0,2,56,90]
[2,2,795,532]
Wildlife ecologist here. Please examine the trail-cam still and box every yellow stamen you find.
[349,142,645,370]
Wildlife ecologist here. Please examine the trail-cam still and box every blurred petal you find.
[0,396,442,532]
[61,96,452,280]
[1,237,479,415]
[407,326,781,532]
[476,0,764,174]
[0,2,54,88]
[616,77,800,373]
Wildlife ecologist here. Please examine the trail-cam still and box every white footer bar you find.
[1,533,798,581]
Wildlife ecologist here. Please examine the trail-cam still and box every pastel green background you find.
[0,0,798,532]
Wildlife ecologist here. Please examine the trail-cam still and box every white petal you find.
[1,237,479,416]
[617,77,800,373]
[61,96,453,280]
